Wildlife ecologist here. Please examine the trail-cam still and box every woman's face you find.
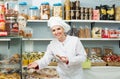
[51,25,65,39]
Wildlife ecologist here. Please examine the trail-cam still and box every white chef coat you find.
[35,35,87,79]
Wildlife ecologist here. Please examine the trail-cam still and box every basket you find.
[107,62,120,66]
[92,62,107,66]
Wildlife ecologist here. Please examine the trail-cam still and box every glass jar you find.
[19,2,28,16]
[5,17,19,36]
[28,6,39,20]
[53,3,62,18]
[5,0,19,17]
[40,2,50,20]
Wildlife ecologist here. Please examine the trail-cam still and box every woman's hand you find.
[56,55,69,64]
[27,62,39,69]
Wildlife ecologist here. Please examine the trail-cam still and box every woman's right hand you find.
[27,62,39,69]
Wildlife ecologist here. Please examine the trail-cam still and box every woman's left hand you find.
[56,55,69,64]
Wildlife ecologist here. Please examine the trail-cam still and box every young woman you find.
[28,16,87,79]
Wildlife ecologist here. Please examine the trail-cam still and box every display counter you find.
[22,66,120,79]
[84,66,120,79]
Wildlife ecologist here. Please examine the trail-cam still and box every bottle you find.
[64,0,71,20]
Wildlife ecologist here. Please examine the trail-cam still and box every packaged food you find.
[92,9,100,20]
[64,10,71,20]
[23,27,33,38]
[92,27,102,38]
[106,4,115,20]
[91,47,102,57]
[19,2,28,17]
[28,6,39,20]
[64,0,71,11]
[40,2,50,20]
[5,0,19,17]
[78,27,85,38]
[84,26,91,38]
[53,3,63,18]
[75,0,80,10]
[103,46,114,55]
[5,17,19,36]
[99,5,107,20]
[71,10,76,19]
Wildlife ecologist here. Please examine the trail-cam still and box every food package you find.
[91,47,102,57]
[85,47,90,56]
[92,27,102,38]
[78,27,85,38]
[103,46,114,55]
[84,26,91,38]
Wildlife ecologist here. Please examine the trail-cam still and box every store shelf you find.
[22,38,120,41]
[0,38,10,41]
[27,20,48,22]
[22,38,54,41]
[27,20,120,23]
[79,38,120,41]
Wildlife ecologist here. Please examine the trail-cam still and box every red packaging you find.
[92,10,100,20]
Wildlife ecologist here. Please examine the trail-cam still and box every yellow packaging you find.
[22,59,29,66]
[29,59,35,64]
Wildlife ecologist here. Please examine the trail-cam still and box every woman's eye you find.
[52,29,55,32]
[57,28,61,30]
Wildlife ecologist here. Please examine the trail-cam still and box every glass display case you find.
[0,37,22,79]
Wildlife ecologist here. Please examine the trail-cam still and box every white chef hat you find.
[48,16,71,32]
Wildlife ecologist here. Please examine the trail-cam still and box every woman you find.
[28,16,87,79]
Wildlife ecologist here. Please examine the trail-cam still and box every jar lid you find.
[41,2,49,5]
[29,6,38,10]
[53,3,62,6]
[19,2,27,5]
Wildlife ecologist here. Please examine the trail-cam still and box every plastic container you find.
[40,2,50,20]
[5,0,19,17]
[28,6,39,20]
[53,3,62,18]
[19,2,28,16]
[23,27,33,38]
[0,0,5,20]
